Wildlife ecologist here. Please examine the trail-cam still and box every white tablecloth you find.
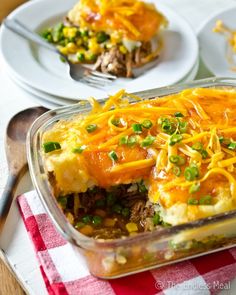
[1,0,236,294]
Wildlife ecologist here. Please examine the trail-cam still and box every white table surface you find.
[1,0,236,294]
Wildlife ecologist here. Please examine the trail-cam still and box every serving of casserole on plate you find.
[27,78,236,278]
[41,0,167,78]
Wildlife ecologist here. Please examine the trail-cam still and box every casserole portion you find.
[41,0,167,77]
[42,87,236,239]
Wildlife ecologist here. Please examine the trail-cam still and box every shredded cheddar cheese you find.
[43,87,236,226]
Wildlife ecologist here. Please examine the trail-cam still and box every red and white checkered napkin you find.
[18,191,236,295]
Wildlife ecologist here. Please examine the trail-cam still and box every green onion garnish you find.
[77,52,85,62]
[201,150,208,159]
[140,135,155,147]
[178,121,188,134]
[111,118,120,126]
[189,182,200,194]
[119,136,128,145]
[132,123,142,134]
[95,199,106,208]
[219,136,231,146]
[109,150,118,161]
[169,155,186,165]
[169,134,183,146]
[192,142,203,151]
[169,155,179,164]
[141,120,153,129]
[127,135,137,147]
[86,124,97,133]
[184,165,199,181]
[228,142,236,150]
[72,145,86,154]
[199,195,212,205]
[172,166,181,176]
[43,142,61,153]
[174,112,184,117]
[187,198,198,205]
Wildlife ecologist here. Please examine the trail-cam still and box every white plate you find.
[198,6,236,77]
[0,0,198,100]
[8,57,199,108]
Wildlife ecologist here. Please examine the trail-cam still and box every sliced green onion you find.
[228,142,236,150]
[72,145,86,154]
[169,134,183,146]
[141,119,153,129]
[60,56,66,63]
[127,135,137,147]
[172,166,181,176]
[43,141,61,153]
[189,182,200,194]
[109,150,118,161]
[86,124,97,133]
[201,150,208,159]
[174,112,184,117]
[119,136,128,145]
[92,215,103,225]
[199,195,212,205]
[140,135,155,147]
[153,213,161,225]
[122,208,130,218]
[184,165,199,181]
[219,137,231,145]
[169,155,186,166]
[111,118,120,126]
[132,123,142,134]
[187,198,199,205]
[57,196,67,209]
[169,155,179,164]
[168,154,186,165]
[178,121,188,134]
[192,142,203,151]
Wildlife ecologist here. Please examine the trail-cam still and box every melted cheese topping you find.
[68,0,168,41]
[43,87,236,225]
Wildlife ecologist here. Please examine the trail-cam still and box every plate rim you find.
[0,0,199,99]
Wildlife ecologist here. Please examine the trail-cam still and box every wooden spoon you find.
[0,106,48,233]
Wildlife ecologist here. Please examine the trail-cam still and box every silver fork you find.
[3,18,117,88]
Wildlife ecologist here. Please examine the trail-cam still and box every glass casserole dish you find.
[27,77,236,278]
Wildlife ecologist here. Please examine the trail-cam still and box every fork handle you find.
[3,18,59,54]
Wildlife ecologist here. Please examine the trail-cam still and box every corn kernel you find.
[59,47,68,55]
[63,27,77,38]
[116,254,127,265]
[125,222,138,233]
[88,38,101,54]
[66,42,77,53]
[119,45,128,54]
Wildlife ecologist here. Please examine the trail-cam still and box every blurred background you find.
[0,0,27,22]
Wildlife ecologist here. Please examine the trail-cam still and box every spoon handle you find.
[0,168,26,233]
